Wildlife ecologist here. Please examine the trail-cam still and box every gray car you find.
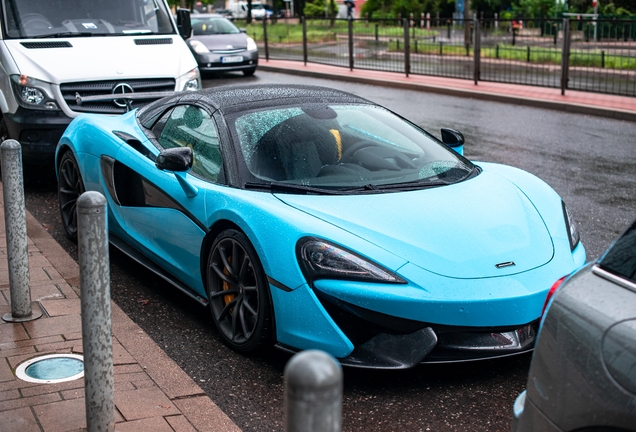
[512,219,636,431]
[187,14,258,76]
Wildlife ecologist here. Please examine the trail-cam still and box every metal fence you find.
[244,16,636,97]
[567,18,636,95]
[479,18,564,89]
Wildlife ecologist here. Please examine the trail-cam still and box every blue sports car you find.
[56,85,586,368]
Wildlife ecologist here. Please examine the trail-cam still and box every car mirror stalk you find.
[174,171,199,198]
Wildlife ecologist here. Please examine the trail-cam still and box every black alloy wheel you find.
[57,151,85,241]
[206,229,271,353]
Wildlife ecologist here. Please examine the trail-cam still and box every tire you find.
[243,67,256,77]
[206,229,271,353]
[57,151,85,241]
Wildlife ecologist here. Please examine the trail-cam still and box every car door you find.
[107,104,224,297]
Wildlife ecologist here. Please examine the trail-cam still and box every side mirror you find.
[156,147,193,172]
[176,8,192,40]
[441,128,465,156]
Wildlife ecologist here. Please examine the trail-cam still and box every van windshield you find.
[1,0,175,39]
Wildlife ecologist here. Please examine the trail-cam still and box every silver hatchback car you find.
[512,219,636,431]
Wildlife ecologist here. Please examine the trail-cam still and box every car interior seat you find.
[251,114,340,181]
[183,106,204,130]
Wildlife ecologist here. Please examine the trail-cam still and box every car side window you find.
[155,105,223,182]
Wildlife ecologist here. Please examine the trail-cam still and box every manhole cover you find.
[16,354,84,384]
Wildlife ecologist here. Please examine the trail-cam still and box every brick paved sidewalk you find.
[0,186,240,432]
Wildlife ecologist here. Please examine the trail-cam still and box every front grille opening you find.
[314,290,429,346]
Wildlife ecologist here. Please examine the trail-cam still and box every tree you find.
[568,0,633,14]
[304,0,338,17]
[513,0,555,17]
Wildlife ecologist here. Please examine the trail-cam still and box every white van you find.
[0,0,201,166]
[226,0,268,20]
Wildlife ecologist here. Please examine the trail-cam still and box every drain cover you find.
[16,354,84,384]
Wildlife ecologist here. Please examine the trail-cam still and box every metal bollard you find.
[78,192,114,432]
[285,350,342,432]
[1,139,42,323]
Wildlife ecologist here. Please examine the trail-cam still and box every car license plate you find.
[222,56,243,64]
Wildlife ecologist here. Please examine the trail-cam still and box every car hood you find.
[3,36,195,83]
[191,34,248,50]
[276,171,555,279]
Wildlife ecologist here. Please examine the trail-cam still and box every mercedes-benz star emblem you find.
[112,83,134,108]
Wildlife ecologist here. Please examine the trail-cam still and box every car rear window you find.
[598,219,636,284]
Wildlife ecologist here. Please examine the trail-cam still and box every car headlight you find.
[11,75,59,110]
[297,237,406,285]
[246,37,258,52]
[189,39,210,54]
[181,67,201,91]
[563,202,580,250]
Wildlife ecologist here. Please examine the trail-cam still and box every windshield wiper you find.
[374,168,475,191]
[244,182,345,195]
[33,32,99,38]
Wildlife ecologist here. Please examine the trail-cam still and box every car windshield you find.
[1,0,175,39]
[191,17,240,35]
[231,104,474,191]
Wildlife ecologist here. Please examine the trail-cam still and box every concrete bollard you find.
[1,139,42,323]
[78,192,114,432]
[285,350,343,432]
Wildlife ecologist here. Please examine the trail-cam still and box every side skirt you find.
[109,233,209,307]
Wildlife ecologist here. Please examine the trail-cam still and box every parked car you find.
[57,85,585,368]
[512,218,636,431]
[214,8,235,20]
[187,14,258,76]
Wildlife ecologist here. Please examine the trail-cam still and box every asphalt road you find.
[22,70,636,431]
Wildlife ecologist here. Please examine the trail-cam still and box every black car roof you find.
[137,84,373,124]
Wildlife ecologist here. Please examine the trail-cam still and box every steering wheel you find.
[341,140,379,162]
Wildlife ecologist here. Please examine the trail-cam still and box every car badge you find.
[495,261,516,269]
[226,45,233,49]
[112,83,134,108]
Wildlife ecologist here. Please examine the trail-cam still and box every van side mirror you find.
[441,128,465,156]
[176,8,192,40]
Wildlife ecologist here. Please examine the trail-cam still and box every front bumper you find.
[4,108,72,165]
[194,50,259,73]
[271,280,539,369]
[313,289,538,367]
